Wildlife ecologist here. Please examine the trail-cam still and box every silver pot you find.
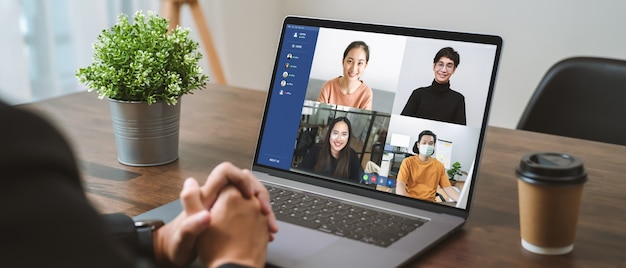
[108,98,181,166]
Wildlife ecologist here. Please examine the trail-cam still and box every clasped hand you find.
[152,162,278,267]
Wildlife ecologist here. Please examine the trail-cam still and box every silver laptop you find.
[137,16,502,267]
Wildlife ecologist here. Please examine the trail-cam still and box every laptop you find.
[137,16,502,267]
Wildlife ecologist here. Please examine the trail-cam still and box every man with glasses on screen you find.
[401,47,466,125]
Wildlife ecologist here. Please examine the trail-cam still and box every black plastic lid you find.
[515,152,587,185]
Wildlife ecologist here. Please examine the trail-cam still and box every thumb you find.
[166,210,211,266]
[180,210,211,237]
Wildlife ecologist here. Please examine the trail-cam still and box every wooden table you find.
[19,84,626,267]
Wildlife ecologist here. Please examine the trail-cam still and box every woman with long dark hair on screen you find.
[299,117,362,183]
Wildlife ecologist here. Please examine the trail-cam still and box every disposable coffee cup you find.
[515,152,587,255]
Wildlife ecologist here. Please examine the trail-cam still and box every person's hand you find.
[151,162,278,267]
[197,185,270,268]
[199,162,278,240]
[152,178,211,267]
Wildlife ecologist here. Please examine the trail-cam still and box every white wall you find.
[203,0,626,129]
[196,1,283,91]
[0,1,31,104]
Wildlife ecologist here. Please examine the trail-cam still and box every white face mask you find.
[419,144,435,157]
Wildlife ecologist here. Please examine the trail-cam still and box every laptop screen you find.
[254,16,501,211]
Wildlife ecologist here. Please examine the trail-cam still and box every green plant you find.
[447,161,463,181]
[76,11,208,105]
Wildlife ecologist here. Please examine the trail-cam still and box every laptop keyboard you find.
[266,185,428,247]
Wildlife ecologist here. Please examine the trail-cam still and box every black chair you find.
[436,192,446,202]
[370,142,384,166]
[517,57,626,146]
[292,127,318,166]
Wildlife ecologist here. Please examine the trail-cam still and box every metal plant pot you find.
[108,98,181,166]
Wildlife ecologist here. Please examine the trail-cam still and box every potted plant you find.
[76,11,208,166]
[446,161,464,186]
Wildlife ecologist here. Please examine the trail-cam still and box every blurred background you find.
[2,0,625,129]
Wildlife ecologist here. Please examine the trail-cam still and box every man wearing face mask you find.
[395,130,460,202]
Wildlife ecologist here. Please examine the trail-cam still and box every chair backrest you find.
[370,142,384,166]
[517,57,626,146]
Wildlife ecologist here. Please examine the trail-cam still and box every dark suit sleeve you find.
[0,103,141,268]
[102,213,145,255]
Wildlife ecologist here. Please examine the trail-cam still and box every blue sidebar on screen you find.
[257,24,319,170]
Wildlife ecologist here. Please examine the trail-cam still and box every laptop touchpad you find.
[267,221,339,266]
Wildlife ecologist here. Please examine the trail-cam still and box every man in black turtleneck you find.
[401,47,466,125]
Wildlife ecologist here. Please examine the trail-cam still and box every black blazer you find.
[0,102,143,267]
[0,102,250,268]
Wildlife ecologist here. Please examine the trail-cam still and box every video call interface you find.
[257,22,499,209]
